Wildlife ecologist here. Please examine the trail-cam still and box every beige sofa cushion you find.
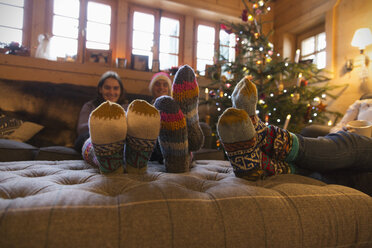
[0,160,371,248]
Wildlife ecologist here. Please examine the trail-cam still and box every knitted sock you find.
[83,101,127,173]
[125,100,160,174]
[231,76,299,164]
[231,76,267,146]
[154,95,190,173]
[217,108,293,180]
[172,64,204,151]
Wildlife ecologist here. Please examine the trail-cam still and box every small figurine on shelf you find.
[4,41,30,56]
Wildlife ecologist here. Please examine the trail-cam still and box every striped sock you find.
[154,95,190,173]
[83,101,127,173]
[232,76,267,146]
[125,100,160,174]
[217,108,292,180]
[172,64,204,152]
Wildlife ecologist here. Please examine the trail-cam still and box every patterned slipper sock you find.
[231,77,299,168]
[217,108,293,179]
[154,95,190,173]
[232,76,267,146]
[125,100,160,174]
[83,101,127,173]
[172,64,204,152]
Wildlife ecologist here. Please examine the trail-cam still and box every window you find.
[196,24,215,76]
[130,7,182,71]
[159,17,180,70]
[219,29,236,78]
[0,0,25,45]
[300,32,326,69]
[49,0,112,61]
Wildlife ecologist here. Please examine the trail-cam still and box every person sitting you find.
[74,71,128,152]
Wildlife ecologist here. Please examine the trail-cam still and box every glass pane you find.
[197,25,215,43]
[301,36,315,56]
[197,59,213,76]
[229,47,236,62]
[219,30,229,46]
[133,12,154,32]
[86,41,109,50]
[87,22,110,44]
[53,15,79,38]
[0,0,23,7]
[316,51,326,69]
[160,35,178,53]
[229,33,236,47]
[197,42,214,60]
[54,0,79,18]
[50,36,77,58]
[302,54,315,63]
[132,49,153,69]
[0,4,23,28]
[160,17,179,36]
[159,53,178,70]
[0,26,22,44]
[132,30,153,51]
[220,46,229,59]
[87,2,111,24]
[317,32,326,51]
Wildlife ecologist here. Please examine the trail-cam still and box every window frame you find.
[46,0,116,64]
[194,20,219,75]
[0,0,32,48]
[127,4,184,71]
[297,24,325,68]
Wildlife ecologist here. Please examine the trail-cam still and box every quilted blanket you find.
[0,160,371,248]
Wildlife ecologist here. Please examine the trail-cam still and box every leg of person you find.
[82,101,127,173]
[154,95,190,173]
[231,76,298,162]
[217,107,293,180]
[293,132,372,172]
[172,64,204,151]
[125,100,160,174]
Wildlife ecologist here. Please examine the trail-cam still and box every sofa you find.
[0,79,372,247]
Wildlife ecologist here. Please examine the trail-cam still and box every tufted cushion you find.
[0,160,371,248]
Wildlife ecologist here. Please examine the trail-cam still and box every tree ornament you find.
[316,102,327,112]
[291,92,300,104]
[300,78,308,87]
[209,90,216,98]
[241,9,248,22]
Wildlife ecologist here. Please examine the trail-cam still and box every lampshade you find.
[351,28,372,50]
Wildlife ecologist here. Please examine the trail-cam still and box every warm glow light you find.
[328,120,333,126]
[351,28,372,51]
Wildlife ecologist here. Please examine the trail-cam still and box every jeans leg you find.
[294,131,372,172]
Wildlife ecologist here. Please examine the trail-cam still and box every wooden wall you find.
[273,0,372,115]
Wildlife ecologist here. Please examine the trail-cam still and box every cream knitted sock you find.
[125,100,160,174]
[83,101,127,174]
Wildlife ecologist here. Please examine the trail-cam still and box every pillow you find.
[0,139,38,161]
[0,114,44,142]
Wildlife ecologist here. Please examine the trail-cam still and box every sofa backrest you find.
[0,79,151,147]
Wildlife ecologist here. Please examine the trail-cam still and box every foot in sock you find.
[82,101,127,173]
[217,107,293,180]
[154,95,190,173]
[172,65,204,151]
[125,100,160,173]
[231,76,299,162]
[231,76,267,145]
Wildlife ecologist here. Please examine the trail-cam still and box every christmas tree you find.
[204,0,343,143]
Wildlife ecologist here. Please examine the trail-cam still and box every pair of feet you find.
[83,65,204,174]
[217,76,299,180]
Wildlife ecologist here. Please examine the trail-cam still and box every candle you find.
[205,88,209,101]
[296,72,302,87]
[283,114,291,129]
[294,49,300,63]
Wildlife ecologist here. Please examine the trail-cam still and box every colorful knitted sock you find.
[217,108,293,180]
[83,101,127,173]
[231,76,267,146]
[154,95,190,173]
[231,76,299,165]
[172,64,204,152]
[125,100,160,174]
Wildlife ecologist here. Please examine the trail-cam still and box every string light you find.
[277,119,281,123]
[256,110,260,114]
[267,6,271,11]
[328,120,333,126]
[258,0,264,6]
[270,93,274,97]
[285,62,289,66]
[254,33,259,39]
